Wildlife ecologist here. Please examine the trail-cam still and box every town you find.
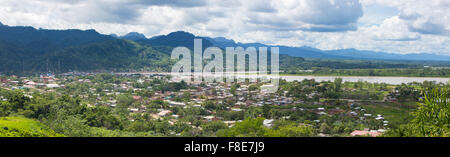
[1,71,440,137]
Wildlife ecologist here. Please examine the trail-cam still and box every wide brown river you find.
[117,72,450,85]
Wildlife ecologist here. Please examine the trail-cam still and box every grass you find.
[360,102,415,127]
[0,116,63,137]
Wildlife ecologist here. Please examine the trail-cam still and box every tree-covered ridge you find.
[0,39,173,74]
[0,24,113,52]
[34,39,172,72]
[1,23,450,77]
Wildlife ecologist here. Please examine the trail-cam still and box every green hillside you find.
[0,117,63,137]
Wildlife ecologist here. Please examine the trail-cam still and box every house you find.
[263,119,274,128]
[158,110,172,117]
[231,108,243,112]
[223,121,236,127]
[260,84,275,94]
[235,102,246,106]
[165,100,186,106]
[0,77,7,83]
[318,111,327,115]
[375,116,384,120]
[26,81,36,86]
[350,130,383,137]
[46,84,60,88]
[203,116,215,122]
[133,96,142,101]
[129,108,139,112]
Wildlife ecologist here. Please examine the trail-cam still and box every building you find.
[263,119,274,128]
[46,84,60,88]
[350,130,383,137]
[165,100,186,106]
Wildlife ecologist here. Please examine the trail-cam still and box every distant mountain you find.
[0,22,448,74]
[137,31,214,49]
[0,23,169,73]
[0,23,113,54]
[120,32,147,41]
[204,37,238,48]
[109,34,119,38]
[323,49,450,61]
[206,36,450,61]
[206,37,350,59]
[34,39,170,72]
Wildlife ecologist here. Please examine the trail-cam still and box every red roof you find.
[133,96,142,100]
[350,130,382,137]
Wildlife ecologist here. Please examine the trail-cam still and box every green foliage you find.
[217,117,267,137]
[0,116,63,137]
[216,118,315,137]
[264,124,314,137]
[411,88,450,137]
[0,39,172,73]
[202,121,228,135]
[386,87,450,137]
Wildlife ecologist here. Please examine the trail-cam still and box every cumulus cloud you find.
[135,0,208,8]
[363,0,450,36]
[244,0,363,32]
[0,0,364,32]
[370,16,421,41]
[0,0,449,55]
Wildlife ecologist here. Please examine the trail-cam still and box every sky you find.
[0,0,449,55]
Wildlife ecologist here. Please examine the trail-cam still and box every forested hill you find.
[0,23,448,75]
[0,24,174,73]
[0,24,113,53]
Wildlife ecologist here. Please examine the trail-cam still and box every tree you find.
[386,87,450,137]
[334,78,342,93]
[8,92,30,112]
[0,101,12,116]
[262,104,271,118]
[411,88,449,137]
[216,117,267,137]
[202,121,228,134]
[264,124,314,137]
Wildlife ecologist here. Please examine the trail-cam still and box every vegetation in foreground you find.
[0,74,448,137]
[0,116,62,137]
[385,88,450,137]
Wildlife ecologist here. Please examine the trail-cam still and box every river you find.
[278,75,450,85]
[117,72,450,85]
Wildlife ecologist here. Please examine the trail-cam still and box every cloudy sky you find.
[0,0,449,55]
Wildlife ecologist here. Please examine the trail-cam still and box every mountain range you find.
[117,30,450,61]
[0,22,449,73]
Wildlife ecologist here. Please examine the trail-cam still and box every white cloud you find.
[362,0,450,36]
[0,0,449,55]
[369,16,421,41]
[243,0,363,32]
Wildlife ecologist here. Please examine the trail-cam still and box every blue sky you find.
[0,0,449,55]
